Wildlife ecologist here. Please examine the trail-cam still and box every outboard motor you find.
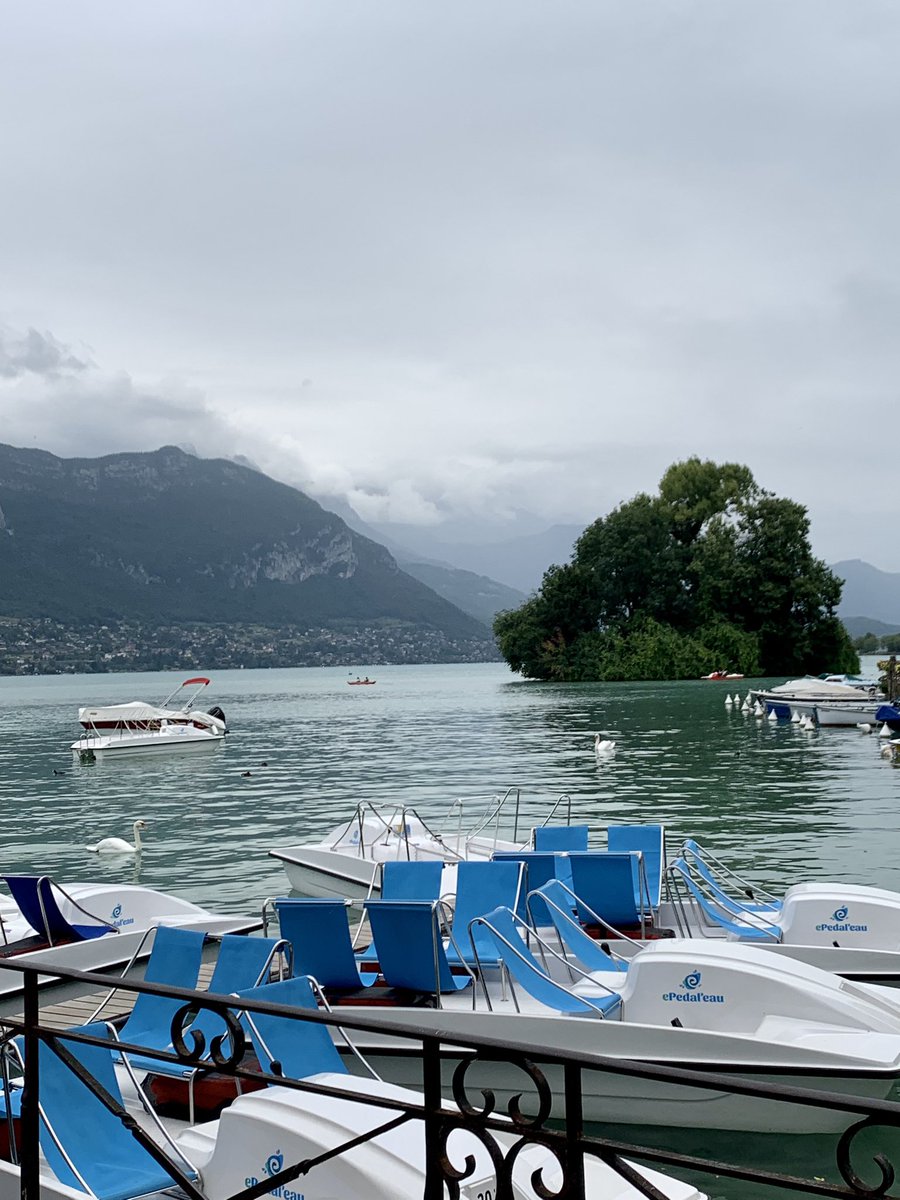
[207,705,228,733]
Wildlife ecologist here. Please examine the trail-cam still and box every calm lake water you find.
[1,656,896,1198]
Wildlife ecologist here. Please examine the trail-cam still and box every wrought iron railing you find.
[2,958,900,1199]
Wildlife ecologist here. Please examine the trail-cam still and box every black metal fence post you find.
[20,970,39,1200]
[422,1035,444,1200]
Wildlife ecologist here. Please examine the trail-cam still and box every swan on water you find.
[857,723,873,734]
[86,819,148,854]
[594,734,617,754]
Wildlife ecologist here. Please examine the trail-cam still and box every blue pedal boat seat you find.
[357,860,445,962]
[237,976,348,1079]
[116,925,206,1049]
[363,900,472,999]
[671,858,782,941]
[471,907,621,1017]
[4,875,111,943]
[275,898,378,990]
[681,839,781,914]
[607,825,665,908]
[526,880,626,975]
[566,853,647,931]
[490,851,567,912]
[33,1022,196,1200]
[444,860,525,968]
[124,933,283,1080]
[532,825,589,852]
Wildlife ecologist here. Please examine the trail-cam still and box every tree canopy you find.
[493,459,858,681]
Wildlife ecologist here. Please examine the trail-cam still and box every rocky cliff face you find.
[0,443,488,637]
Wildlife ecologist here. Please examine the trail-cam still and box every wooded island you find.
[494,459,858,682]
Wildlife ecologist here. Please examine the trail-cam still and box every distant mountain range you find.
[832,559,900,636]
[7,444,897,650]
[0,444,490,643]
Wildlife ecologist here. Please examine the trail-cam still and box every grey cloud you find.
[2,2,900,567]
[0,327,91,379]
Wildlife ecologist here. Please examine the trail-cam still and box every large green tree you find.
[494,459,858,681]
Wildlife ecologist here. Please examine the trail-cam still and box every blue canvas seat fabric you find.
[472,907,621,1016]
[276,898,378,989]
[357,860,444,962]
[237,976,347,1079]
[566,853,646,929]
[363,900,471,995]
[532,825,589,852]
[4,876,110,942]
[681,840,781,914]
[116,925,206,1048]
[125,932,282,1077]
[35,1021,193,1200]
[526,881,624,975]
[490,851,568,912]
[672,859,781,941]
[606,825,665,908]
[444,860,524,967]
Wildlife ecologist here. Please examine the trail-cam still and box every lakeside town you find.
[0,616,502,675]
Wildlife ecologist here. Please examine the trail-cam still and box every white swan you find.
[857,722,873,734]
[86,819,148,854]
[594,733,617,755]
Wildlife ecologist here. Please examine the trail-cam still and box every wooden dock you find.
[9,963,216,1031]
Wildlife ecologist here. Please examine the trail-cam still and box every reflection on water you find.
[0,660,897,912]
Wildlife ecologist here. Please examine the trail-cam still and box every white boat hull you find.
[72,729,224,760]
[346,1007,897,1133]
[0,1076,706,1200]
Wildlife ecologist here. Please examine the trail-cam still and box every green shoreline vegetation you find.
[493,458,859,682]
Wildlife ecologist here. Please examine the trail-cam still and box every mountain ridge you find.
[0,444,494,655]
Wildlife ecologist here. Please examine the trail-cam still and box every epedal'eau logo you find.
[110,903,134,928]
[815,904,868,933]
[245,1150,304,1200]
[662,969,724,1004]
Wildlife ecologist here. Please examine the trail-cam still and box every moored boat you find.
[71,676,227,761]
[0,876,258,1000]
[268,791,574,899]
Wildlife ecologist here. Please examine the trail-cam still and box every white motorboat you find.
[749,676,883,709]
[0,876,259,1000]
[71,676,227,762]
[269,791,572,899]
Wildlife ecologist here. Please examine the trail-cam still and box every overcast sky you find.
[0,2,897,566]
